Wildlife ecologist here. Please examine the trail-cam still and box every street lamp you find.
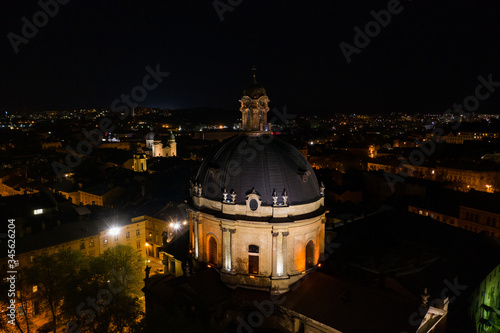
[109,227,120,236]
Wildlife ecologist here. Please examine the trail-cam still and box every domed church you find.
[188,74,327,294]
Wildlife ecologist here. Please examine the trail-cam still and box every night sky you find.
[1,0,500,115]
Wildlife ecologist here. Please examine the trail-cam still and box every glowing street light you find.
[109,227,120,236]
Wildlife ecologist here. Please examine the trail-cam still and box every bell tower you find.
[239,67,270,131]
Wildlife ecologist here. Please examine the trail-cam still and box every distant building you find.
[143,129,176,158]
[132,145,148,172]
[409,202,500,238]
[78,184,126,207]
[367,161,500,193]
[445,131,499,144]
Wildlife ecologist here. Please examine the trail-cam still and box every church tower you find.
[168,131,177,157]
[132,145,147,172]
[239,68,270,131]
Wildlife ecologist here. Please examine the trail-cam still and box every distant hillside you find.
[169,107,239,126]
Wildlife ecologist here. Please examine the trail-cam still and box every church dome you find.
[195,134,321,207]
[243,77,267,99]
[145,130,160,141]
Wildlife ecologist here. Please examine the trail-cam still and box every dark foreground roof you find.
[281,271,420,333]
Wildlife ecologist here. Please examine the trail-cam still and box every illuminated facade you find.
[469,264,500,332]
[239,72,270,131]
[408,205,499,238]
[132,146,148,172]
[445,131,500,144]
[188,134,327,294]
[0,218,147,331]
[368,162,500,193]
[144,129,176,158]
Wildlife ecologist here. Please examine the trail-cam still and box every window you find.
[248,245,259,275]
[34,209,43,215]
[30,256,35,264]
[136,240,141,249]
[114,235,119,242]
[475,214,479,223]
[249,199,258,211]
[32,285,37,293]
[136,229,140,236]
[487,217,491,226]
[89,240,94,248]
[103,238,108,245]
[80,243,85,250]
[492,218,496,228]
[208,236,218,265]
[306,240,315,270]
[126,231,130,239]
[465,212,469,220]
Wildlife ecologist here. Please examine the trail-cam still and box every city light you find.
[109,227,120,236]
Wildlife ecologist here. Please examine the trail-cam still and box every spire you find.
[251,65,257,83]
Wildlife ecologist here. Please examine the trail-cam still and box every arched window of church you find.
[208,236,218,265]
[248,245,259,274]
[306,240,315,270]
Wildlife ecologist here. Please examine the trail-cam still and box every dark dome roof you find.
[243,77,267,99]
[145,131,160,141]
[195,135,320,206]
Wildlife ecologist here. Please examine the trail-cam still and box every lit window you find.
[248,245,259,274]
[89,240,94,247]
[103,238,108,245]
[32,285,37,293]
[34,209,43,215]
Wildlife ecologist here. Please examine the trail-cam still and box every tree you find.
[25,249,86,333]
[0,271,36,333]
[60,245,145,333]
